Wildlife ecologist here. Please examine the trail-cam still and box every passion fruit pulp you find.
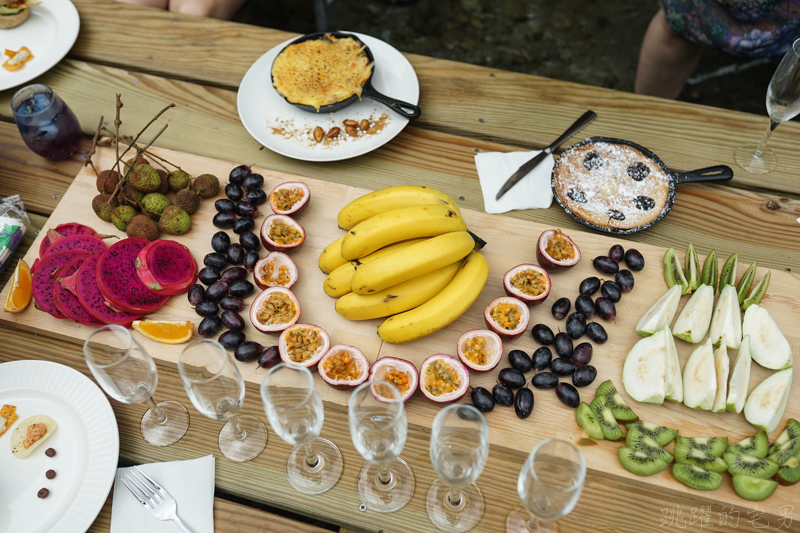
[536,229,581,270]
[503,264,551,306]
[278,324,331,369]
[260,214,306,253]
[318,345,369,389]
[456,330,503,372]
[249,287,301,333]
[418,354,469,404]
[268,182,310,216]
[253,252,298,290]
[484,296,530,340]
[369,357,419,403]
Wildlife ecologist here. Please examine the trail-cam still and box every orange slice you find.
[132,320,194,344]
[4,259,32,313]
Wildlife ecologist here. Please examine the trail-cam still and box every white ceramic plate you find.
[237,31,420,162]
[0,360,119,533]
[0,0,80,92]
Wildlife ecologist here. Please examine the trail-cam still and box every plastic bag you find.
[0,195,31,276]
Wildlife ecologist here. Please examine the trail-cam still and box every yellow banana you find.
[336,261,462,320]
[318,235,348,274]
[341,204,467,261]
[378,251,489,344]
[323,239,426,297]
[337,185,461,230]
[351,232,474,295]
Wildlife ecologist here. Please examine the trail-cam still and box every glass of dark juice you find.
[11,84,82,160]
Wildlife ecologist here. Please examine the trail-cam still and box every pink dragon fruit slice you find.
[60,252,142,327]
[96,238,169,314]
[32,249,91,319]
[42,233,112,258]
[39,223,97,257]
[52,256,104,327]
[135,239,198,296]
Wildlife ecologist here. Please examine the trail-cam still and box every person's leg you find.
[115,0,169,8]
[635,9,704,99]
[168,0,247,19]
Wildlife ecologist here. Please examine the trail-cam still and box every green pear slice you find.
[708,284,742,349]
[672,284,714,344]
[742,304,792,370]
[623,329,667,404]
[664,325,683,403]
[726,335,752,413]
[682,338,717,410]
[711,340,730,413]
[636,285,682,337]
[744,368,793,433]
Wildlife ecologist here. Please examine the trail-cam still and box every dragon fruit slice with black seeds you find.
[42,233,112,258]
[32,249,91,319]
[39,223,97,257]
[96,238,169,314]
[135,239,198,296]
[53,256,104,327]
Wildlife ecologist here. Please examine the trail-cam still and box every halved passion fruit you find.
[260,214,306,253]
[253,252,298,290]
[503,264,551,306]
[249,287,301,333]
[536,229,581,270]
[418,354,469,404]
[318,345,369,389]
[278,324,331,369]
[268,181,310,216]
[457,330,503,372]
[369,357,418,403]
[484,296,530,340]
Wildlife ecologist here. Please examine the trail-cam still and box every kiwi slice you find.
[673,463,723,491]
[736,261,757,306]
[776,455,800,485]
[700,249,718,294]
[595,380,638,422]
[768,419,800,455]
[732,474,778,501]
[626,421,678,447]
[742,270,770,311]
[576,402,604,440]
[664,248,689,294]
[619,447,669,476]
[726,432,769,458]
[724,453,779,479]
[718,252,738,288]
[589,396,624,441]
[768,437,800,465]
[685,244,701,292]
[673,443,729,473]
[626,433,674,464]
[675,436,728,457]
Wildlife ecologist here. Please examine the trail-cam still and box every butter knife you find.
[495,110,597,201]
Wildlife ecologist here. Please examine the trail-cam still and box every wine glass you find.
[506,439,586,533]
[83,325,189,446]
[734,38,800,174]
[348,381,415,513]
[178,340,267,462]
[261,362,343,494]
[427,404,489,533]
[11,83,82,160]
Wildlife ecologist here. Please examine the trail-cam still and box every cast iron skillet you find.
[551,137,734,235]
[271,31,421,119]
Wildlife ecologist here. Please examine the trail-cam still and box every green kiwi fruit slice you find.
[626,421,678,447]
[673,463,723,491]
[768,419,800,455]
[664,248,689,294]
[619,447,669,476]
[776,455,800,485]
[595,380,638,422]
[768,437,800,465]
[732,474,778,501]
[626,433,674,464]
[726,432,769,458]
[742,270,770,311]
[685,244,701,292]
[718,252,738,288]
[724,453,779,479]
[589,396,624,441]
[736,261,757,306]
[700,249,718,294]
[576,402,604,440]
[673,443,729,473]
[675,436,728,457]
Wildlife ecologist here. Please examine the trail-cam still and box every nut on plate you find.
[313,126,324,143]
[360,119,370,131]
[327,127,340,139]
[345,125,358,137]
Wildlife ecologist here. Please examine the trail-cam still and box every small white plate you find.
[237,31,420,162]
[0,360,119,533]
[0,0,80,92]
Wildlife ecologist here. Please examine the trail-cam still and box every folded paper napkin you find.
[475,149,555,214]
[111,455,215,533]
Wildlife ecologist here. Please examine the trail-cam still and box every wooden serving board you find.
[3,146,799,519]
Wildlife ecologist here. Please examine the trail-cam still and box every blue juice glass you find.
[11,84,82,160]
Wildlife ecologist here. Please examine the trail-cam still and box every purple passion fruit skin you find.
[418,355,469,404]
[250,287,301,333]
[259,214,306,253]
[536,229,581,270]
[457,330,504,372]
[369,357,419,403]
[278,324,331,370]
[502,264,551,306]
[484,297,529,340]
[268,182,311,216]
[318,345,369,390]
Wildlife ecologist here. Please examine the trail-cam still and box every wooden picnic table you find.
[1,1,799,531]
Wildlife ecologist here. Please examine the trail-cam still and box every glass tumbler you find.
[11,84,82,160]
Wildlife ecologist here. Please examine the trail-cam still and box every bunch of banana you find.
[318,185,489,343]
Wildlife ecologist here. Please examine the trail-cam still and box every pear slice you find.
[664,326,683,403]
[636,285,682,337]
[744,368,793,433]
[742,304,792,370]
[708,284,742,349]
[711,339,730,413]
[682,338,717,410]
[623,329,667,404]
[726,335,752,413]
[672,284,714,344]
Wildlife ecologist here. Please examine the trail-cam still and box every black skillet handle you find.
[673,165,733,184]
[361,84,421,119]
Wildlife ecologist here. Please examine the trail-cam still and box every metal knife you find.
[495,110,597,201]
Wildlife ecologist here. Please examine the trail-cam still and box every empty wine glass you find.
[349,381,415,513]
[427,404,489,533]
[734,38,800,174]
[261,362,343,494]
[178,340,267,462]
[506,439,586,533]
[83,325,189,446]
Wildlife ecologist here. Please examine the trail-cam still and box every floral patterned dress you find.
[661,0,800,56]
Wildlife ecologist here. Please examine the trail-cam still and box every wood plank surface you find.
[2,145,798,521]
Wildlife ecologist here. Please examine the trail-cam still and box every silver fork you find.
[120,465,196,533]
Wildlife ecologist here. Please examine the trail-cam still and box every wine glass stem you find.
[754,120,780,157]
[378,464,393,485]
[230,414,247,440]
[145,396,167,425]
[304,443,319,468]
[447,488,462,506]
[526,516,541,532]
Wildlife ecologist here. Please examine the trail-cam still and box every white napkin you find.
[111,455,215,533]
[475,150,555,214]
